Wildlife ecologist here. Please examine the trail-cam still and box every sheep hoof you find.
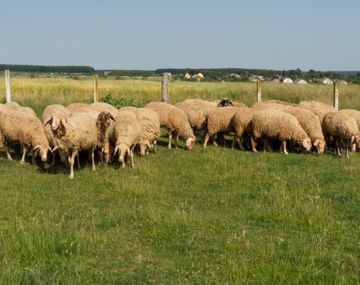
[168,145,172,150]
[69,174,74,179]
[20,160,25,165]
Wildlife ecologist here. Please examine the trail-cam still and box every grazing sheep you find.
[338,109,360,151]
[232,107,253,149]
[299,101,336,123]
[114,110,141,168]
[145,102,195,150]
[322,112,360,158]
[203,106,244,148]
[181,99,218,118]
[67,103,94,114]
[45,112,100,179]
[252,102,326,153]
[121,107,161,156]
[175,101,207,132]
[249,109,312,155]
[42,104,71,165]
[90,102,118,117]
[0,106,50,164]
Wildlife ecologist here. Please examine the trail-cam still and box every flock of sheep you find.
[0,97,359,179]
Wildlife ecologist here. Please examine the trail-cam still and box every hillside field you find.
[0,76,359,284]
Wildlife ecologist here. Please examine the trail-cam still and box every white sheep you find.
[299,101,336,123]
[114,109,141,168]
[203,106,244,148]
[252,102,326,153]
[0,105,50,164]
[145,102,195,150]
[42,104,71,165]
[121,107,161,156]
[45,112,100,179]
[250,109,312,155]
[67,103,94,114]
[175,101,207,132]
[322,112,360,158]
[338,109,360,151]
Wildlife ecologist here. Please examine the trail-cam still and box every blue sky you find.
[1,0,359,70]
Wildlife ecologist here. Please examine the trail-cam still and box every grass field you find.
[0,76,360,284]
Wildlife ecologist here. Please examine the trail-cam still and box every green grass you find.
[0,137,359,284]
[0,76,360,283]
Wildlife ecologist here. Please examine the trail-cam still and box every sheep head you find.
[186,137,195,150]
[32,145,50,162]
[44,116,67,136]
[302,137,312,152]
[114,143,130,168]
[217,98,233,107]
[313,139,326,154]
[96,112,115,129]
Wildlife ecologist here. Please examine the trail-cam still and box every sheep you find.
[232,107,253,149]
[121,107,161,156]
[96,112,116,164]
[90,102,118,117]
[113,109,141,168]
[42,104,71,165]
[145,102,195,150]
[249,109,312,155]
[299,101,336,123]
[45,112,100,179]
[322,112,360,158]
[252,102,326,153]
[0,106,50,164]
[338,109,360,151]
[67,103,94,114]
[203,106,245,148]
[175,101,207,132]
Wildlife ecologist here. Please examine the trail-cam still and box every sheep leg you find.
[346,145,350,159]
[175,135,179,149]
[31,150,37,164]
[282,141,288,155]
[335,140,341,157]
[168,133,172,149]
[250,137,257,152]
[76,153,81,170]
[51,151,56,166]
[68,151,78,179]
[91,149,96,171]
[263,138,273,152]
[212,135,218,147]
[20,147,27,165]
[4,144,12,160]
[130,146,135,168]
[203,133,210,148]
[153,140,157,153]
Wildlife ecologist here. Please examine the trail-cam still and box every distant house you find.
[184,72,191,80]
[339,80,348,85]
[322,78,333,85]
[296,79,308,85]
[249,75,264,82]
[282,78,294,84]
[230,73,241,79]
[192,73,204,81]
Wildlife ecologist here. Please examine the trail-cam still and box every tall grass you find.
[1,75,360,115]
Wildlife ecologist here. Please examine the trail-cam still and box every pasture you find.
[0,76,359,284]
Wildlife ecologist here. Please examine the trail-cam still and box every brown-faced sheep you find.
[145,102,195,150]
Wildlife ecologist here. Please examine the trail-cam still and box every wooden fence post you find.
[257,80,262,103]
[333,81,339,110]
[5,69,11,102]
[161,73,168,102]
[93,74,99,103]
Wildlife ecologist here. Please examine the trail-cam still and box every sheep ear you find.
[32,145,41,151]
[52,146,59,152]
[110,114,115,122]
[43,117,52,126]
[313,139,320,147]
[351,136,356,144]
[113,146,119,157]
[60,117,68,128]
